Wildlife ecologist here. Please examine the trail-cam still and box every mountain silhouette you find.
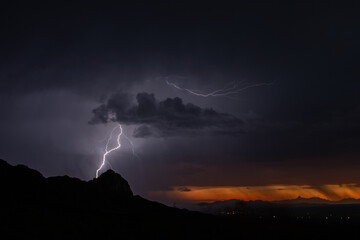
[0,159,221,239]
[91,169,133,197]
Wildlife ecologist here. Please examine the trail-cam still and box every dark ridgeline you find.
[0,159,220,239]
[0,159,359,240]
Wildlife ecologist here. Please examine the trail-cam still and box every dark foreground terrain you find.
[1,159,359,239]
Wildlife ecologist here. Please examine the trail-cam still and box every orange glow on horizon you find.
[149,184,360,203]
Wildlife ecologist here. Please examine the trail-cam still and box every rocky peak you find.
[91,169,133,198]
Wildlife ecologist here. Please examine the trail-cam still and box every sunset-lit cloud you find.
[150,184,360,203]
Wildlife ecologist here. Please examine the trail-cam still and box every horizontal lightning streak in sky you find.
[166,80,272,97]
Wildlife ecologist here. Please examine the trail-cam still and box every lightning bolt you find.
[95,124,141,178]
[123,134,141,161]
[96,124,123,178]
[166,80,272,97]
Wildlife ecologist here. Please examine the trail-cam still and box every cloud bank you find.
[90,92,243,137]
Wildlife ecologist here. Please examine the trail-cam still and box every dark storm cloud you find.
[133,125,156,138]
[90,92,243,137]
[249,104,360,159]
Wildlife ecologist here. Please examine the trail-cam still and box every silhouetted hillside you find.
[1,159,359,239]
[0,159,222,239]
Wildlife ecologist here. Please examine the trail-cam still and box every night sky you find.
[1,1,360,205]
